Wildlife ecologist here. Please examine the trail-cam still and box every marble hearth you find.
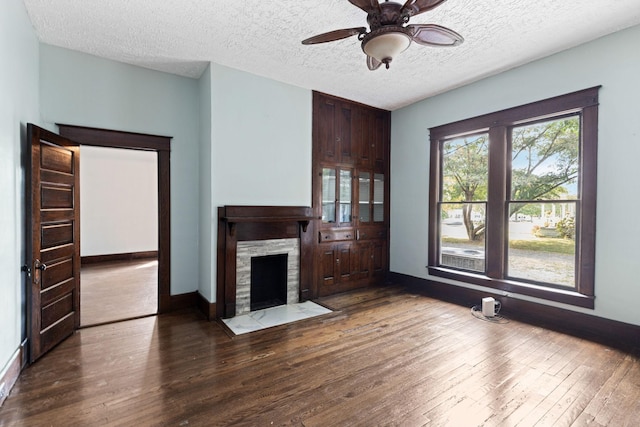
[222,301,332,335]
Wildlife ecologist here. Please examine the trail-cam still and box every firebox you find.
[250,254,288,311]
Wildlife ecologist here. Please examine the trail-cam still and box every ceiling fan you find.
[302,0,463,70]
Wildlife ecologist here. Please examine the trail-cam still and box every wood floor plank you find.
[1,285,639,426]
[81,258,158,326]
[571,351,640,426]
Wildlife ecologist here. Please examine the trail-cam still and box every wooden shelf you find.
[220,206,314,235]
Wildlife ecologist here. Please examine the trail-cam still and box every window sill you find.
[427,266,595,309]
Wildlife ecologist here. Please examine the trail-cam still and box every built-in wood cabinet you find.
[316,95,354,164]
[312,91,390,297]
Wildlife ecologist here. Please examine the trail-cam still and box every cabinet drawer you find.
[319,229,354,242]
[356,227,387,240]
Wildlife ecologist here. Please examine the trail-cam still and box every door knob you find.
[33,259,47,285]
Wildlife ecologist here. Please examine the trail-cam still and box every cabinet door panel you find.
[338,169,353,225]
[372,240,388,276]
[373,173,385,223]
[320,247,337,286]
[338,103,353,163]
[358,171,371,224]
[373,111,388,171]
[321,167,353,227]
[353,243,372,281]
[317,98,337,162]
[338,245,352,281]
[357,108,373,168]
[321,168,337,224]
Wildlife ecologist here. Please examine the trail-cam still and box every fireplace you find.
[235,238,300,316]
[217,206,314,318]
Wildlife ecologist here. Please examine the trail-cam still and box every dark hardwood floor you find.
[80,258,158,326]
[1,286,639,426]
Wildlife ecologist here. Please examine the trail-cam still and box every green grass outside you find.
[442,237,575,255]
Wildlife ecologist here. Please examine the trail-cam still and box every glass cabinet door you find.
[338,169,352,224]
[322,167,352,224]
[373,173,384,222]
[358,171,371,223]
[322,168,336,223]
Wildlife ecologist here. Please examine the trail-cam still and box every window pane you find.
[442,134,488,202]
[359,172,370,222]
[440,202,486,272]
[507,202,576,287]
[511,117,579,201]
[440,135,487,273]
[322,168,335,223]
[339,169,351,223]
[373,173,384,222]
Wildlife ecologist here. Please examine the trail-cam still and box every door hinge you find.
[21,264,31,278]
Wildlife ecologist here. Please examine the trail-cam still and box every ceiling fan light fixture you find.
[362,28,411,69]
[301,0,463,71]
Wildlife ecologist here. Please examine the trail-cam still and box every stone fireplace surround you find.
[216,206,315,319]
[235,238,299,316]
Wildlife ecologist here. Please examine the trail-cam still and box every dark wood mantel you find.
[220,205,313,236]
[216,206,315,319]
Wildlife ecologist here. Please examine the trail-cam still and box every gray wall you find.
[39,44,201,296]
[198,66,213,302]
[391,24,640,326]
[80,146,158,256]
[0,0,40,378]
[203,63,313,302]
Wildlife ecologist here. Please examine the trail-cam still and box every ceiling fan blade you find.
[302,27,367,45]
[349,0,382,14]
[408,24,463,46]
[367,55,382,70]
[401,0,448,17]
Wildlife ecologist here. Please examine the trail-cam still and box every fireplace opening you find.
[250,253,288,311]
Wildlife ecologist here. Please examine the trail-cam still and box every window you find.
[428,87,599,308]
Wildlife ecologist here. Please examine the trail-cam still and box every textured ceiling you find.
[22,0,640,110]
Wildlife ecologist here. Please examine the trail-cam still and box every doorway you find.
[58,124,172,316]
[79,145,159,326]
[26,124,172,362]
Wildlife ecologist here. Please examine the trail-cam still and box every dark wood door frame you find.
[57,124,173,314]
